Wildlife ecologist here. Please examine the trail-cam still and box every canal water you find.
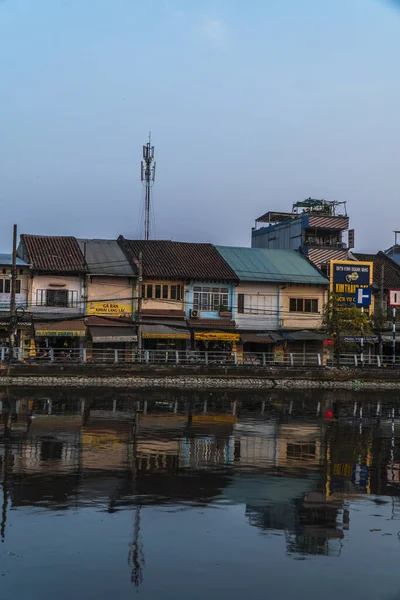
[0,388,400,599]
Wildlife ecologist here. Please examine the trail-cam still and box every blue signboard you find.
[355,287,372,308]
[330,261,373,308]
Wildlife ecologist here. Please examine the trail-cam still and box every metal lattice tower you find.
[141,133,156,240]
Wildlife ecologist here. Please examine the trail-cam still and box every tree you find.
[322,293,373,365]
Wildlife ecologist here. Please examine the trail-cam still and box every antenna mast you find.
[141,133,156,240]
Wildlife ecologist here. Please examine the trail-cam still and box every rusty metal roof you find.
[118,238,238,282]
[19,235,86,273]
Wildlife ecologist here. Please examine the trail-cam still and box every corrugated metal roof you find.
[0,254,30,267]
[20,235,86,273]
[77,239,136,276]
[306,247,349,269]
[118,238,238,282]
[216,246,328,285]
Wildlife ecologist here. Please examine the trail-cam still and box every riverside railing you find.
[3,348,398,367]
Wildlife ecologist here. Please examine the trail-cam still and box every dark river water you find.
[0,388,400,599]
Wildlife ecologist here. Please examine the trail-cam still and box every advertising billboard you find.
[330,260,373,308]
[87,301,132,318]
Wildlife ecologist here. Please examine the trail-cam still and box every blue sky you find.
[1,0,400,252]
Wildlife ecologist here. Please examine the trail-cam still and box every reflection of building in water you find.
[277,423,322,471]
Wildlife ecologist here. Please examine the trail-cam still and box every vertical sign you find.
[348,229,355,249]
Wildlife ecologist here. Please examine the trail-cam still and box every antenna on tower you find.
[141,132,156,240]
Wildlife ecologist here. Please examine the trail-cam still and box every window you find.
[289,298,318,313]
[171,285,179,300]
[15,280,21,294]
[143,283,183,301]
[4,280,10,294]
[36,289,78,308]
[47,290,68,307]
[287,443,316,460]
[193,286,229,312]
[238,294,245,314]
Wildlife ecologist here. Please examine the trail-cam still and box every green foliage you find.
[322,293,373,362]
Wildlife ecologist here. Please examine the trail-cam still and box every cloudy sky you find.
[1,0,400,252]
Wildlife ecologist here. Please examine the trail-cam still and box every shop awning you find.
[282,330,330,342]
[241,333,276,344]
[35,320,86,337]
[142,322,190,340]
[89,326,137,343]
[194,331,240,341]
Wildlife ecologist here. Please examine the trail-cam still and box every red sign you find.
[323,339,334,346]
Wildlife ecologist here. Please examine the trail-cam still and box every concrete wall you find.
[280,284,327,329]
[30,274,84,315]
[235,282,280,329]
[87,275,134,317]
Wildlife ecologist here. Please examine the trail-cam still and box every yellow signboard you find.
[35,330,84,337]
[87,301,132,318]
[142,332,190,339]
[194,332,240,341]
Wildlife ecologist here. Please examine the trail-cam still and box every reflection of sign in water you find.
[333,463,352,477]
[352,464,369,488]
[330,261,373,308]
[87,301,132,318]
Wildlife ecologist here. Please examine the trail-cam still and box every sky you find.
[1,0,400,253]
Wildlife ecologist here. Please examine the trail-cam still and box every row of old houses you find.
[0,234,333,358]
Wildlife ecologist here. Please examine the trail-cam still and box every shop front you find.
[88,326,137,361]
[34,319,86,357]
[193,331,241,354]
[142,322,190,351]
[240,332,283,354]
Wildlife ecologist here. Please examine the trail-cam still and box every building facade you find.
[251,198,352,272]
[17,235,87,353]
[216,246,330,357]
[118,238,239,351]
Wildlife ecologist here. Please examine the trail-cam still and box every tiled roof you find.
[19,235,86,273]
[216,246,328,285]
[77,239,136,276]
[118,238,238,282]
[353,252,400,290]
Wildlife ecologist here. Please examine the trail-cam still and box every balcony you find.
[303,238,346,249]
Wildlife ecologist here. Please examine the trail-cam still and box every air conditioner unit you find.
[190,309,199,318]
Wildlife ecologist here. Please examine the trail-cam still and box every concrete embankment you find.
[0,363,399,389]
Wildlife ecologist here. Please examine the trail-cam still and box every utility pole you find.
[137,252,143,355]
[141,133,156,241]
[379,264,384,359]
[9,224,17,361]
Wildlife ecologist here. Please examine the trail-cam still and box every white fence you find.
[0,348,397,367]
